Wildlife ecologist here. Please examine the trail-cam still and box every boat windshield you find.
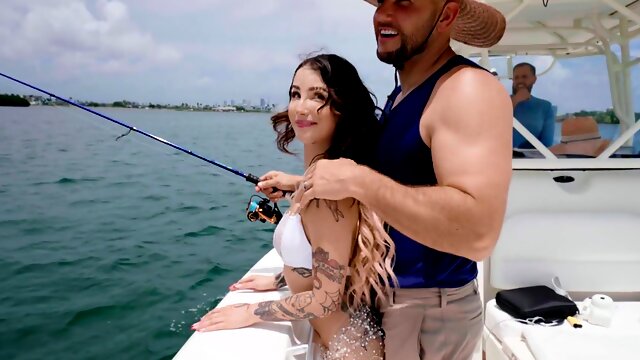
[454,0,640,161]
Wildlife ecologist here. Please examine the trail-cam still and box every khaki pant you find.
[381,280,483,360]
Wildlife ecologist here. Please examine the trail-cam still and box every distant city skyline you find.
[4,91,275,110]
[5,93,275,114]
[0,0,638,115]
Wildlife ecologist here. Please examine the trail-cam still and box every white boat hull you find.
[173,249,313,360]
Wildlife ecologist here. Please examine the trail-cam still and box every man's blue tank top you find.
[375,55,485,289]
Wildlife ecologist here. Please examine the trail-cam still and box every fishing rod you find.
[1,71,284,225]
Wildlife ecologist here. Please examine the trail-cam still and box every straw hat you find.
[363,0,506,48]
[549,117,610,157]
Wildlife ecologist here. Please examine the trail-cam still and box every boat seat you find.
[482,168,640,360]
[485,299,640,359]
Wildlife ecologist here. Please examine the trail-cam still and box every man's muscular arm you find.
[352,69,512,261]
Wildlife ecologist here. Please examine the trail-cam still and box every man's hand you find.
[255,171,302,202]
[292,158,362,213]
[511,86,530,107]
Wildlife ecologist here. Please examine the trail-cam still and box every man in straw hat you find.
[257,1,513,358]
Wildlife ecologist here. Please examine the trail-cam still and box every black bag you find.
[496,285,578,322]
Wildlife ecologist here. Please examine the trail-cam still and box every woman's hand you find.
[255,171,302,202]
[228,274,284,292]
[192,303,257,332]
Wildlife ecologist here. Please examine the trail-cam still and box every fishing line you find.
[48,103,178,164]
[115,128,132,141]
[48,102,121,139]
[1,71,286,224]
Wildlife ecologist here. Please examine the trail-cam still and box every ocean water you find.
[0,106,302,360]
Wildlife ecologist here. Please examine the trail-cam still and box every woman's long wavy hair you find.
[271,53,398,308]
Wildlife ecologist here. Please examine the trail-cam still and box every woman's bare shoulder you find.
[302,197,358,221]
[300,198,359,241]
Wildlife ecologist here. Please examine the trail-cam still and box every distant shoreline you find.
[557,109,640,125]
[0,103,278,114]
[1,93,278,113]
[26,104,278,114]
[3,93,635,123]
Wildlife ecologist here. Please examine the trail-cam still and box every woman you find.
[192,54,397,359]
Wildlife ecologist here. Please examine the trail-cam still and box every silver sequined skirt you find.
[318,306,384,360]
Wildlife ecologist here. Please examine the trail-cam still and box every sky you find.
[0,0,638,115]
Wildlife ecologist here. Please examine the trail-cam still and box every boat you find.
[455,1,640,359]
[174,1,640,359]
[173,249,313,360]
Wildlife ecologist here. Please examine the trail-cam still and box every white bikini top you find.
[273,211,313,269]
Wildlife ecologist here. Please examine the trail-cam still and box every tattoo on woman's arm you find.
[273,272,287,289]
[254,293,314,321]
[292,267,312,278]
[253,247,346,321]
[313,247,345,287]
[312,199,345,222]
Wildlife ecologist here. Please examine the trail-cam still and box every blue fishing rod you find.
[1,71,284,224]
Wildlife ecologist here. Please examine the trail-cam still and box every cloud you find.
[152,0,384,106]
[0,0,181,76]
[134,0,371,23]
[205,45,299,72]
[133,0,224,15]
[8,0,627,115]
[194,76,213,87]
[0,0,383,106]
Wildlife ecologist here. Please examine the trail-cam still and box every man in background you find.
[511,62,556,148]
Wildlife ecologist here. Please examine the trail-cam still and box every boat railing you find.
[598,116,640,158]
[512,117,558,159]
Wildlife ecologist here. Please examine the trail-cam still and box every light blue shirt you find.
[513,96,555,148]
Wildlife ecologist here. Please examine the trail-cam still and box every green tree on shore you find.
[570,109,640,124]
[0,94,30,107]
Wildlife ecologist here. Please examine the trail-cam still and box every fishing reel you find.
[246,195,283,225]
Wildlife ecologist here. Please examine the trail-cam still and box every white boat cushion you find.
[485,299,640,358]
[523,326,640,360]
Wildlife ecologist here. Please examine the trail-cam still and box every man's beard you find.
[376,23,433,70]
[512,84,533,95]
